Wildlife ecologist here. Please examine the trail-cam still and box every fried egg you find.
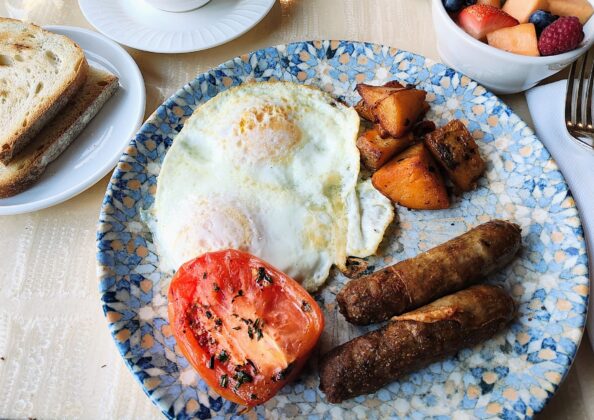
[149,82,393,291]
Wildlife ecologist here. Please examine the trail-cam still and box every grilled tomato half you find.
[167,249,324,406]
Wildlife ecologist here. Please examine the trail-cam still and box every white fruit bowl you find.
[432,0,594,94]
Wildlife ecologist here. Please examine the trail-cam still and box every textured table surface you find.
[0,0,592,418]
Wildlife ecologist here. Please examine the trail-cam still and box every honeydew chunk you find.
[502,0,548,23]
[548,0,594,25]
[487,23,540,56]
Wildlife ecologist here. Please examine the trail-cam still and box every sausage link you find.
[337,220,521,325]
[319,284,516,403]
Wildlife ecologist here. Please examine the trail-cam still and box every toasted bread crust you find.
[0,162,45,198]
[0,68,118,198]
[0,18,89,163]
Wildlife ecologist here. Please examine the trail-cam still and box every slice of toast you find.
[0,67,119,198]
[0,18,89,163]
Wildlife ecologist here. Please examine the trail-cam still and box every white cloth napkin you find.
[525,80,594,348]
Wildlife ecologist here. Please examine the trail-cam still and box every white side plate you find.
[78,0,276,54]
[0,26,145,216]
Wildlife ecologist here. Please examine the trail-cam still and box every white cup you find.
[145,0,211,13]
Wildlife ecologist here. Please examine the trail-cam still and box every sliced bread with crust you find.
[0,18,89,163]
[0,67,119,198]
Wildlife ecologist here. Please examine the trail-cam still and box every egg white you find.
[150,82,393,291]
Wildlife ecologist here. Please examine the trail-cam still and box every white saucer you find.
[0,26,145,216]
[78,0,276,54]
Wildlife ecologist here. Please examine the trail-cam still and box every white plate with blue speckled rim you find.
[78,0,276,54]
[97,41,589,418]
[0,25,145,216]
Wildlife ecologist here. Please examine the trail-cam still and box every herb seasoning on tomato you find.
[168,249,325,406]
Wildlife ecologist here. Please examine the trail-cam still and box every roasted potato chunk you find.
[412,120,437,138]
[383,80,406,88]
[356,82,404,108]
[373,89,428,138]
[354,100,376,121]
[424,119,486,192]
[356,126,413,170]
[372,143,449,210]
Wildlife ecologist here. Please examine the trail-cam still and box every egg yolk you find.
[172,197,259,266]
[231,104,302,163]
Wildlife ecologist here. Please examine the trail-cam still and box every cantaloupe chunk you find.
[548,0,594,24]
[478,0,501,8]
[487,23,540,56]
[502,0,548,23]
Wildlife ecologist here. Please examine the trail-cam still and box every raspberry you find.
[538,16,584,56]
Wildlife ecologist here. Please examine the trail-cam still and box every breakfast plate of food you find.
[96,40,589,418]
[0,21,145,215]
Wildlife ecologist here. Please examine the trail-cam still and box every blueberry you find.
[443,0,465,13]
[465,0,477,5]
[529,10,559,36]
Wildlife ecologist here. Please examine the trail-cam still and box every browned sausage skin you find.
[336,220,521,325]
[319,285,516,403]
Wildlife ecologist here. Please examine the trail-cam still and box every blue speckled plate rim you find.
[96,40,590,419]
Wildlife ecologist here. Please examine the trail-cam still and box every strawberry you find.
[538,16,584,56]
[458,4,519,40]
